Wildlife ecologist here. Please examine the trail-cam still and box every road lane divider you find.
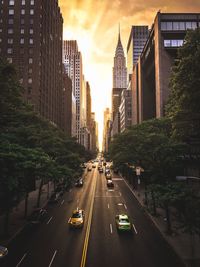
[110,223,113,234]
[80,173,97,267]
[48,250,57,267]
[16,253,27,267]
[47,216,53,224]
[107,203,110,209]
[132,224,138,234]
[61,199,64,205]
[124,204,127,210]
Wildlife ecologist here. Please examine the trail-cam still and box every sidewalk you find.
[123,178,200,267]
[0,182,54,246]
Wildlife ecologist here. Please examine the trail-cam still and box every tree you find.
[166,28,200,142]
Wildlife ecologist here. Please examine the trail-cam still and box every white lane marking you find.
[48,250,57,267]
[132,224,138,234]
[112,178,123,181]
[61,199,64,205]
[108,189,114,192]
[16,253,27,267]
[117,203,123,206]
[119,192,122,196]
[107,203,110,209]
[47,216,53,224]
[110,223,113,234]
[124,204,127,209]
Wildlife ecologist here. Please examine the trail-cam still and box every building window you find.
[30,0,34,5]
[30,9,34,15]
[8,38,13,44]
[29,58,33,64]
[30,19,33,24]
[21,9,25,15]
[28,68,32,74]
[20,38,24,44]
[29,38,33,44]
[28,78,32,84]
[9,9,14,15]
[9,0,15,5]
[21,0,25,5]
[8,28,13,34]
[21,19,25,24]
[7,57,13,63]
[21,28,24,34]
[164,39,184,47]
[29,48,33,54]
[29,29,33,34]
[8,18,14,24]
[7,48,13,54]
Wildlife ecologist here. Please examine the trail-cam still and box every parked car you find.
[68,209,84,228]
[27,208,48,225]
[87,167,92,171]
[92,164,96,168]
[0,246,8,259]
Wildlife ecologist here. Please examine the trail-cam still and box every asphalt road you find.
[1,164,184,267]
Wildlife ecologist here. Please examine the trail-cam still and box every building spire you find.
[118,23,121,42]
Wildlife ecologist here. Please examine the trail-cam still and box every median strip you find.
[80,174,97,267]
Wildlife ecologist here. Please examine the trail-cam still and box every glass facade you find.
[161,21,197,31]
[164,39,184,47]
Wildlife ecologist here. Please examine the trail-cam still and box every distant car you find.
[87,167,92,171]
[0,246,8,259]
[106,173,112,180]
[48,193,60,204]
[103,162,106,166]
[105,168,110,174]
[115,214,132,232]
[27,208,48,224]
[99,167,103,173]
[113,168,119,174]
[75,178,83,187]
[107,179,114,188]
[92,164,96,168]
[68,209,84,228]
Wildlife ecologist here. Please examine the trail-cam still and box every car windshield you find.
[72,213,82,218]
[119,218,129,223]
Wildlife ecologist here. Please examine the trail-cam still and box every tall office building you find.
[0,0,63,127]
[103,108,111,152]
[131,12,200,124]
[127,26,149,80]
[112,28,127,136]
[63,40,83,142]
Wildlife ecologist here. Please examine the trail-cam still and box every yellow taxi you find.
[68,209,84,228]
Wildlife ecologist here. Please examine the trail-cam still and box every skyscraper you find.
[63,40,83,142]
[112,27,127,136]
[0,0,63,127]
[127,26,149,80]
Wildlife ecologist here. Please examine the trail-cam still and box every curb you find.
[120,174,187,267]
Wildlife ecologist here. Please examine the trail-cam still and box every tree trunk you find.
[165,203,172,235]
[36,179,43,208]
[24,192,29,218]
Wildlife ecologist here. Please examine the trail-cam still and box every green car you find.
[115,214,132,232]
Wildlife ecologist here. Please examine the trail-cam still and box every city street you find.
[2,165,184,267]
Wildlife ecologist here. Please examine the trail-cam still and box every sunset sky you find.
[59,0,200,148]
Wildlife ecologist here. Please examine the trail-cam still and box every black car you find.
[27,208,48,224]
[75,178,83,187]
